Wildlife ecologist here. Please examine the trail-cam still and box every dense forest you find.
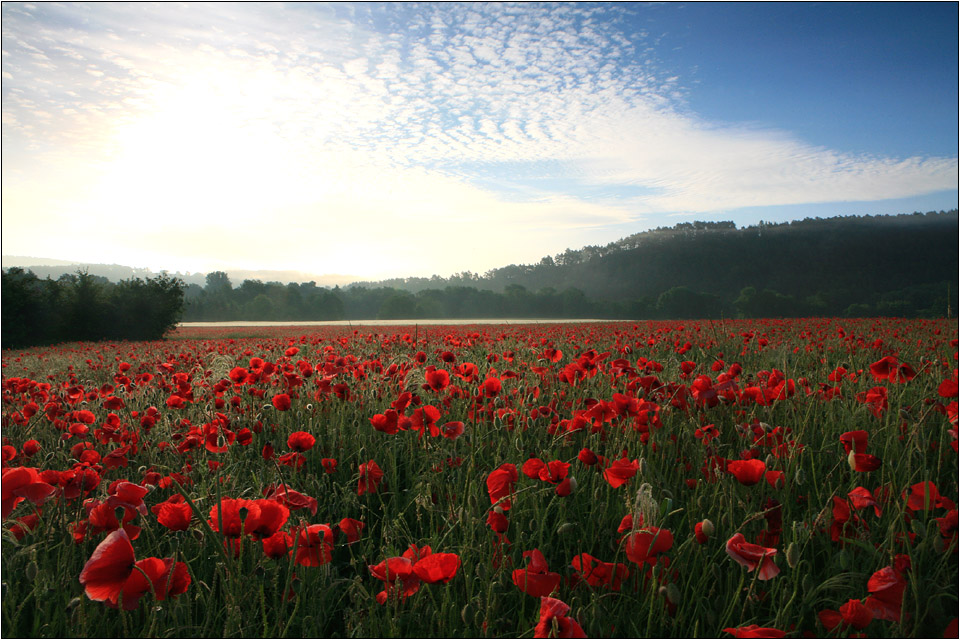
[2,211,956,348]
[182,210,957,321]
[1,269,184,348]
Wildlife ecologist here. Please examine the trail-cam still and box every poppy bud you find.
[846,449,857,471]
[67,597,82,611]
[638,458,648,476]
[25,560,38,581]
[794,468,805,485]
[933,534,945,553]
[764,454,776,468]
[556,522,576,535]
[666,582,681,605]
[461,604,471,625]
[701,519,715,537]
[786,542,799,569]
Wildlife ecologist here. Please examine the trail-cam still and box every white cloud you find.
[1,2,956,277]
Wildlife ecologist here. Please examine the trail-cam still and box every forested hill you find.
[345,210,957,317]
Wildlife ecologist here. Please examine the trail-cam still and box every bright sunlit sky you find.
[2,2,958,280]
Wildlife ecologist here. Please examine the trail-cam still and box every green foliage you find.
[1,268,185,348]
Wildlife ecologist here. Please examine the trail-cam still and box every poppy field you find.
[2,318,957,638]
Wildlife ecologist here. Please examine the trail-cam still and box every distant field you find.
[2,318,957,638]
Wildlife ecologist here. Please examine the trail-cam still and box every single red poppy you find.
[358,460,385,495]
[295,524,334,566]
[286,431,315,453]
[338,517,364,544]
[440,421,464,440]
[512,549,561,598]
[79,528,136,604]
[624,527,674,567]
[818,598,873,632]
[533,596,586,639]
[602,458,639,489]
[486,463,518,509]
[570,553,628,590]
[152,495,192,532]
[413,552,461,584]
[272,393,292,411]
[725,533,779,580]
[727,459,766,486]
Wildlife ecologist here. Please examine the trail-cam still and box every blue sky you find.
[2,2,957,280]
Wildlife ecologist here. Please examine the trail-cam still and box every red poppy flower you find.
[79,528,136,604]
[725,533,780,580]
[848,451,882,472]
[338,517,364,544]
[577,448,598,466]
[152,495,192,532]
[321,458,337,474]
[262,531,294,559]
[368,555,421,603]
[533,596,586,639]
[513,549,561,598]
[727,459,766,486]
[694,520,712,544]
[903,481,945,512]
[117,557,190,610]
[869,356,916,383]
[818,599,873,632]
[1,466,56,519]
[208,498,249,537]
[482,377,502,398]
[264,485,318,515]
[244,499,290,539]
[624,527,674,566]
[839,430,869,454]
[486,463,518,509]
[571,553,628,590]
[555,477,575,497]
[522,458,547,480]
[286,431,315,453]
[425,367,450,392]
[602,458,639,489]
[539,461,571,485]
[370,409,400,435]
[413,552,461,584]
[865,557,910,622]
[358,460,384,495]
[295,523,334,566]
[440,421,464,440]
[722,625,785,638]
[486,509,509,534]
[272,393,292,411]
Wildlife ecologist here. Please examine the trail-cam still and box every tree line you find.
[3,210,956,348]
[1,269,184,348]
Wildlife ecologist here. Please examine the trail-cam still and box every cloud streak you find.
[2,3,956,277]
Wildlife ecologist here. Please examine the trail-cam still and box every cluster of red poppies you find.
[2,318,957,637]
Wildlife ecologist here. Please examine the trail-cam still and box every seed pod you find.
[666,582,681,605]
[786,542,799,569]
